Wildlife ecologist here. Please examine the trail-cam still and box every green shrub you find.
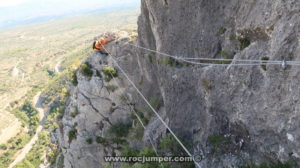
[221,50,233,59]
[102,66,118,82]
[158,57,168,65]
[111,137,127,145]
[239,38,251,50]
[261,57,270,71]
[139,147,156,157]
[119,94,129,102]
[0,144,7,150]
[212,60,224,64]
[122,146,139,157]
[104,164,111,168]
[49,104,65,120]
[212,50,234,64]
[158,135,194,167]
[159,134,191,156]
[219,50,234,64]
[86,138,93,144]
[15,131,50,168]
[137,147,166,168]
[208,133,230,152]
[60,87,70,99]
[71,70,78,86]
[79,63,93,78]
[261,57,270,61]
[160,134,174,150]
[96,70,102,78]
[229,34,236,40]
[158,57,178,67]
[11,101,40,132]
[219,27,227,35]
[147,53,155,64]
[241,161,297,168]
[96,136,109,145]
[68,127,77,143]
[110,122,132,138]
[0,117,33,166]
[141,117,149,125]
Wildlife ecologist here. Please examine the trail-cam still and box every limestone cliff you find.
[137,0,300,167]
[55,0,300,168]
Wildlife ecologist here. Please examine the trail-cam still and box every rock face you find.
[56,1,300,168]
[137,0,300,167]
[54,35,149,168]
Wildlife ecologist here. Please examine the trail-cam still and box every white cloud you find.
[0,0,32,7]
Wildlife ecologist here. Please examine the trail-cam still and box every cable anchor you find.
[281,60,287,69]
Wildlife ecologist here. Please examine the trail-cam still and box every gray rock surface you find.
[137,0,300,167]
[55,46,133,168]
[56,1,300,167]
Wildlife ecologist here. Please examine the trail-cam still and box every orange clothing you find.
[99,37,108,45]
[93,37,109,51]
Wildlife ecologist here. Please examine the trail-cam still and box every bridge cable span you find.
[128,43,299,67]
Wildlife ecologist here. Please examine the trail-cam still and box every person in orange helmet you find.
[93,37,109,54]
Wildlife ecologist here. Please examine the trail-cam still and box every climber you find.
[93,37,109,54]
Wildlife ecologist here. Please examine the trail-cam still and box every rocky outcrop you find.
[54,33,148,168]
[56,1,300,168]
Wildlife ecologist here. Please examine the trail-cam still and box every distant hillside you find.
[0,0,140,29]
[0,8,138,147]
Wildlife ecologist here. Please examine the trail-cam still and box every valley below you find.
[0,8,138,168]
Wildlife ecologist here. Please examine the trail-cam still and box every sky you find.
[0,0,31,7]
[0,0,140,29]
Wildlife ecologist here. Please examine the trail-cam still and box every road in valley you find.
[8,92,47,168]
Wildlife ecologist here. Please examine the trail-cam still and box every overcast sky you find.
[0,0,140,29]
